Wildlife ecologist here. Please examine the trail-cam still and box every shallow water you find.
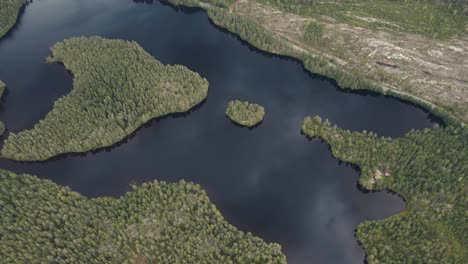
[0,0,438,263]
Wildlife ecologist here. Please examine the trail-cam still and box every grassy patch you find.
[258,0,467,39]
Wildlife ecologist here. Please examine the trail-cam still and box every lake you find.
[0,0,439,263]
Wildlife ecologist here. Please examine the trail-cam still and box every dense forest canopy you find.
[225,100,265,127]
[302,116,467,263]
[0,0,24,38]
[1,37,209,161]
[0,169,286,263]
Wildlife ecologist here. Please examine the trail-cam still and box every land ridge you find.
[169,0,468,124]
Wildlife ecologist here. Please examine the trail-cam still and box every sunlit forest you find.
[0,169,286,263]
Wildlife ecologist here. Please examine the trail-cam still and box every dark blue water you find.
[0,0,438,263]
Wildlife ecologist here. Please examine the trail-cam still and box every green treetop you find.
[226,100,265,127]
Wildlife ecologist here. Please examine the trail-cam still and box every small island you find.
[226,100,265,127]
[1,37,209,161]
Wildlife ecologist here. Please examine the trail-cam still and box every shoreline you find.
[164,0,466,126]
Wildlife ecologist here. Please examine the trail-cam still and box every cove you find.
[0,0,439,263]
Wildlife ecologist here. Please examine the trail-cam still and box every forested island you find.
[302,116,467,263]
[1,37,209,161]
[226,100,264,127]
[0,169,286,263]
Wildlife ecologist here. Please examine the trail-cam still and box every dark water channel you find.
[0,0,439,263]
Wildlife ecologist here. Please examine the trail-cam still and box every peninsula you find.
[302,116,467,263]
[0,169,286,263]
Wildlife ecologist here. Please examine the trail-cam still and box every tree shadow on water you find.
[0,0,33,44]
[1,98,207,165]
[228,118,264,131]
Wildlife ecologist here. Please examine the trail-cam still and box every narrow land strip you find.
[170,0,468,124]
